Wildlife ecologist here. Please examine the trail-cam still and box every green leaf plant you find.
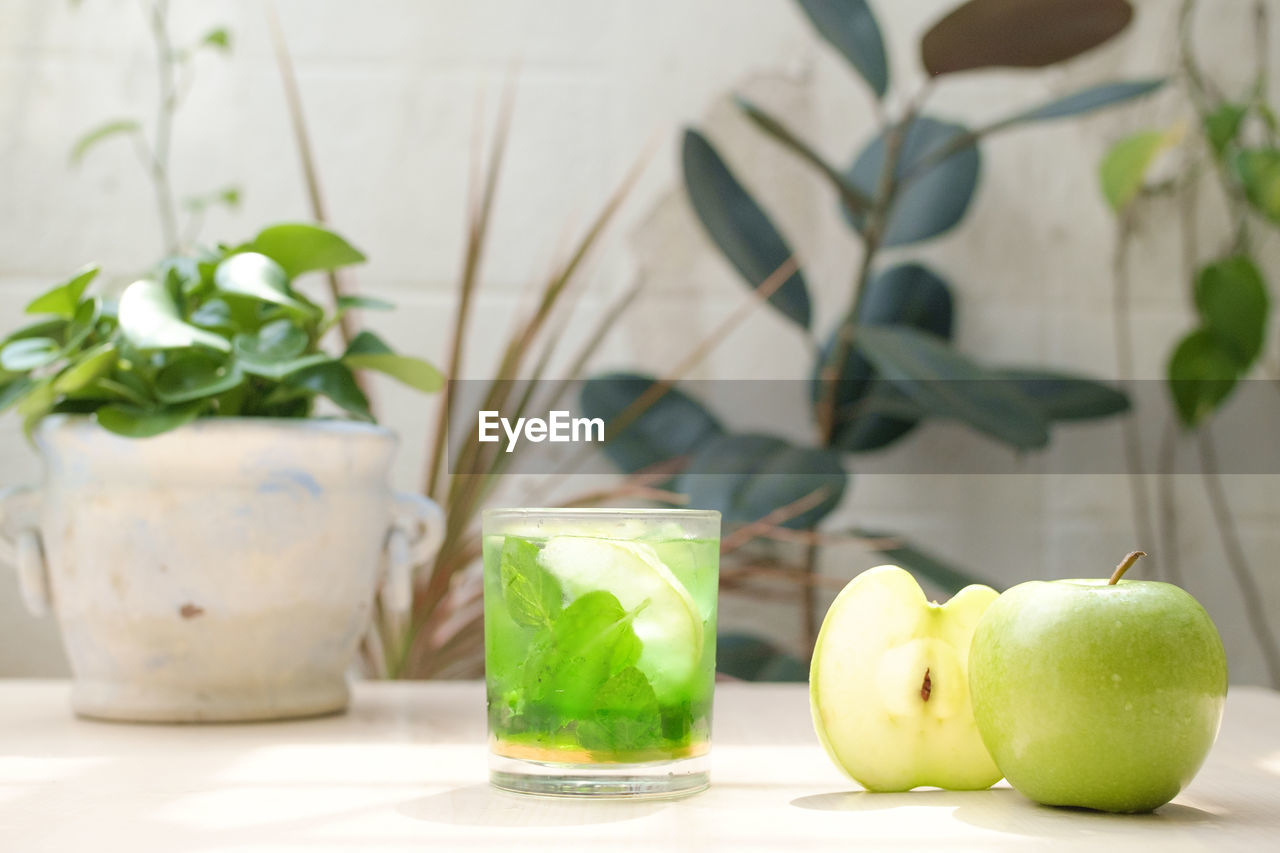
[1099,0,1280,687]
[0,224,441,439]
[582,0,1152,654]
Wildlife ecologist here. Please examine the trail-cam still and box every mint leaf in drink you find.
[578,666,663,753]
[500,536,563,629]
[523,590,646,715]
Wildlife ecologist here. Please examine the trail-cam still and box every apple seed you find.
[921,668,932,702]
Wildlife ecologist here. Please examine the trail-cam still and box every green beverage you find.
[482,508,720,797]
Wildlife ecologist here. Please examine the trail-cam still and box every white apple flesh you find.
[810,565,1003,792]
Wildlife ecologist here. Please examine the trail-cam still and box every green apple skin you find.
[968,578,1228,813]
[810,565,1004,792]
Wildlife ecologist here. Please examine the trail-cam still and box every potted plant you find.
[0,223,444,722]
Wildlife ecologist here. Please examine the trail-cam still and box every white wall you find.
[1,0,1277,683]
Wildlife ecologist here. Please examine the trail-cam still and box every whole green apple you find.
[969,552,1228,813]
[811,565,1003,792]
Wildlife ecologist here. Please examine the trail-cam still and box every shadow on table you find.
[398,784,666,827]
[792,788,1220,839]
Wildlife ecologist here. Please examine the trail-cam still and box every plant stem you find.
[1108,550,1146,584]
[264,0,359,349]
[424,81,514,499]
[144,0,180,254]
[801,541,820,656]
[816,232,878,444]
[815,88,926,445]
[1111,215,1158,559]
[1156,418,1183,586]
[1178,0,1251,254]
[1198,428,1280,687]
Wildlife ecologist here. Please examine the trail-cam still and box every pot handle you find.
[0,486,50,618]
[381,493,445,615]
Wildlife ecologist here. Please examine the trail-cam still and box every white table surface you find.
[0,681,1276,852]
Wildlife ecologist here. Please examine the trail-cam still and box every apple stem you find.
[1109,551,1147,585]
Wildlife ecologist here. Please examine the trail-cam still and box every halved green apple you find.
[810,565,1002,792]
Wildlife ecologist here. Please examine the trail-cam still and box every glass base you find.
[489,752,709,799]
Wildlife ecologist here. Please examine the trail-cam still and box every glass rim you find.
[483,507,720,521]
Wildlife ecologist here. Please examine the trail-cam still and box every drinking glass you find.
[482,508,720,797]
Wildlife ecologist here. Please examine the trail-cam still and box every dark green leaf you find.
[104,368,155,406]
[95,402,203,438]
[0,337,61,371]
[735,96,872,215]
[852,527,998,593]
[62,296,101,353]
[154,354,245,404]
[1205,103,1248,158]
[288,361,372,420]
[240,352,329,381]
[69,119,141,165]
[25,265,99,318]
[251,223,366,278]
[794,0,888,98]
[2,318,67,347]
[1168,330,1240,427]
[1194,256,1269,367]
[234,318,308,362]
[716,633,806,682]
[677,433,847,529]
[52,342,118,394]
[117,279,232,352]
[921,0,1133,77]
[500,537,563,630]
[157,256,204,295]
[682,130,811,327]
[17,379,57,439]
[342,331,442,391]
[580,372,724,474]
[89,377,152,408]
[844,116,981,247]
[1232,148,1280,223]
[991,369,1130,421]
[1100,129,1175,211]
[852,325,1050,449]
[345,330,394,356]
[0,377,35,414]
[336,295,396,312]
[818,263,954,451]
[189,298,235,333]
[996,79,1165,127]
[732,443,848,528]
[343,352,443,393]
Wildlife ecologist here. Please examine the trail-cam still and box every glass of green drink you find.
[482,508,720,797]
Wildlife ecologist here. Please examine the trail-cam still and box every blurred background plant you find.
[579,0,1158,669]
[68,0,238,257]
[1100,0,1280,687]
[16,0,1278,686]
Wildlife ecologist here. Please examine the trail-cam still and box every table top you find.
[0,681,1276,852]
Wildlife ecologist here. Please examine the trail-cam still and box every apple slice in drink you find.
[810,565,1002,791]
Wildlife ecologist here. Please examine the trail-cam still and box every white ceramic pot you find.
[0,416,442,723]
